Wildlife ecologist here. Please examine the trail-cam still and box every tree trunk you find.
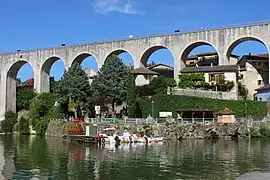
[74,108,78,119]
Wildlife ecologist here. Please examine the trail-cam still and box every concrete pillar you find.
[267,45,270,84]
[6,75,16,113]
[0,71,6,120]
[217,48,229,66]
[40,68,50,93]
[33,67,41,93]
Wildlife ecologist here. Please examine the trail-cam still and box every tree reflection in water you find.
[1,136,270,179]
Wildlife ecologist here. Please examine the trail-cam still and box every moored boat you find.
[98,128,164,145]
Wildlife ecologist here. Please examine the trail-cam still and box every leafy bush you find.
[29,93,57,127]
[0,111,17,133]
[137,95,267,118]
[238,82,248,100]
[178,73,234,92]
[18,117,30,135]
[35,120,49,136]
[16,87,37,111]
[149,76,176,94]
[46,105,65,119]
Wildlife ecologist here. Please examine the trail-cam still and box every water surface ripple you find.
[0,136,270,179]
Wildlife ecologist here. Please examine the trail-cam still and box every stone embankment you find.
[46,119,270,140]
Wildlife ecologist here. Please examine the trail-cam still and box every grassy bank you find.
[137,95,267,117]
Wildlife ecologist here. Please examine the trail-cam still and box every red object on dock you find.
[74,117,85,135]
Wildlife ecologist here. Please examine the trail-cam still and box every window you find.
[258,80,262,86]
[209,74,215,82]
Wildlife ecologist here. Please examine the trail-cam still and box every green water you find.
[0,136,270,180]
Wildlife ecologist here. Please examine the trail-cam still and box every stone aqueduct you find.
[0,22,270,119]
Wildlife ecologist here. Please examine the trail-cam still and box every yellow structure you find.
[216,108,236,124]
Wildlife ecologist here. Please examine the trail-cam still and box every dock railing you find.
[49,117,266,125]
[100,118,215,124]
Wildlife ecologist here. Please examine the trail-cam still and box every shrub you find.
[0,111,17,133]
[35,120,49,136]
[29,92,57,127]
[149,76,176,94]
[46,105,65,119]
[18,117,30,135]
[137,95,267,118]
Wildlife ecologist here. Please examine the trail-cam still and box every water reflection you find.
[1,136,270,179]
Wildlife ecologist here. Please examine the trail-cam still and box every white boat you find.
[98,128,163,144]
[98,128,120,144]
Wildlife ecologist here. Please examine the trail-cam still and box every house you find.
[237,53,269,100]
[147,63,174,78]
[127,61,174,86]
[84,68,97,84]
[184,52,240,85]
[16,78,34,89]
[254,84,270,101]
[131,67,160,86]
[185,52,239,67]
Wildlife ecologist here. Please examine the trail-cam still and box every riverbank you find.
[45,118,270,140]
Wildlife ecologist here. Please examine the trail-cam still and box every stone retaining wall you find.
[172,88,237,100]
[46,119,269,140]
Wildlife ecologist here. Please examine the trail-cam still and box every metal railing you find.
[1,20,270,55]
[49,117,267,125]
[99,117,215,124]
[49,118,67,122]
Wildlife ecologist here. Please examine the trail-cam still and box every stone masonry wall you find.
[172,88,237,100]
[46,119,268,140]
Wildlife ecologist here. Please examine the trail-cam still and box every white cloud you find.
[91,0,144,15]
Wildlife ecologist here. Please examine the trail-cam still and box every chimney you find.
[249,53,251,56]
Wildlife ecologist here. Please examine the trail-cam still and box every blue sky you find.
[0,0,270,81]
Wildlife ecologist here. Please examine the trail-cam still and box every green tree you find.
[16,87,37,111]
[18,117,30,135]
[49,76,60,93]
[178,73,205,88]
[29,93,57,127]
[91,54,128,111]
[0,111,17,133]
[126,73,139,117]
[56,62,91,117]
[149,76,176,94]
[238,82,248,100]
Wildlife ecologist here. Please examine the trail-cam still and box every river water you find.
[0,136,270,180]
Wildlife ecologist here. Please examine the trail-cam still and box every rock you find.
[46,121,66,137]
[237,172,270,180]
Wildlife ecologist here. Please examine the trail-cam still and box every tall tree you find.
[91,54,128,111]
[126,73,139,117]
[56,62,91,117]
[149,76,176,94]
[16,86,37,111]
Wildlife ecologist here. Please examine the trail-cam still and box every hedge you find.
[137,95,267,118]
